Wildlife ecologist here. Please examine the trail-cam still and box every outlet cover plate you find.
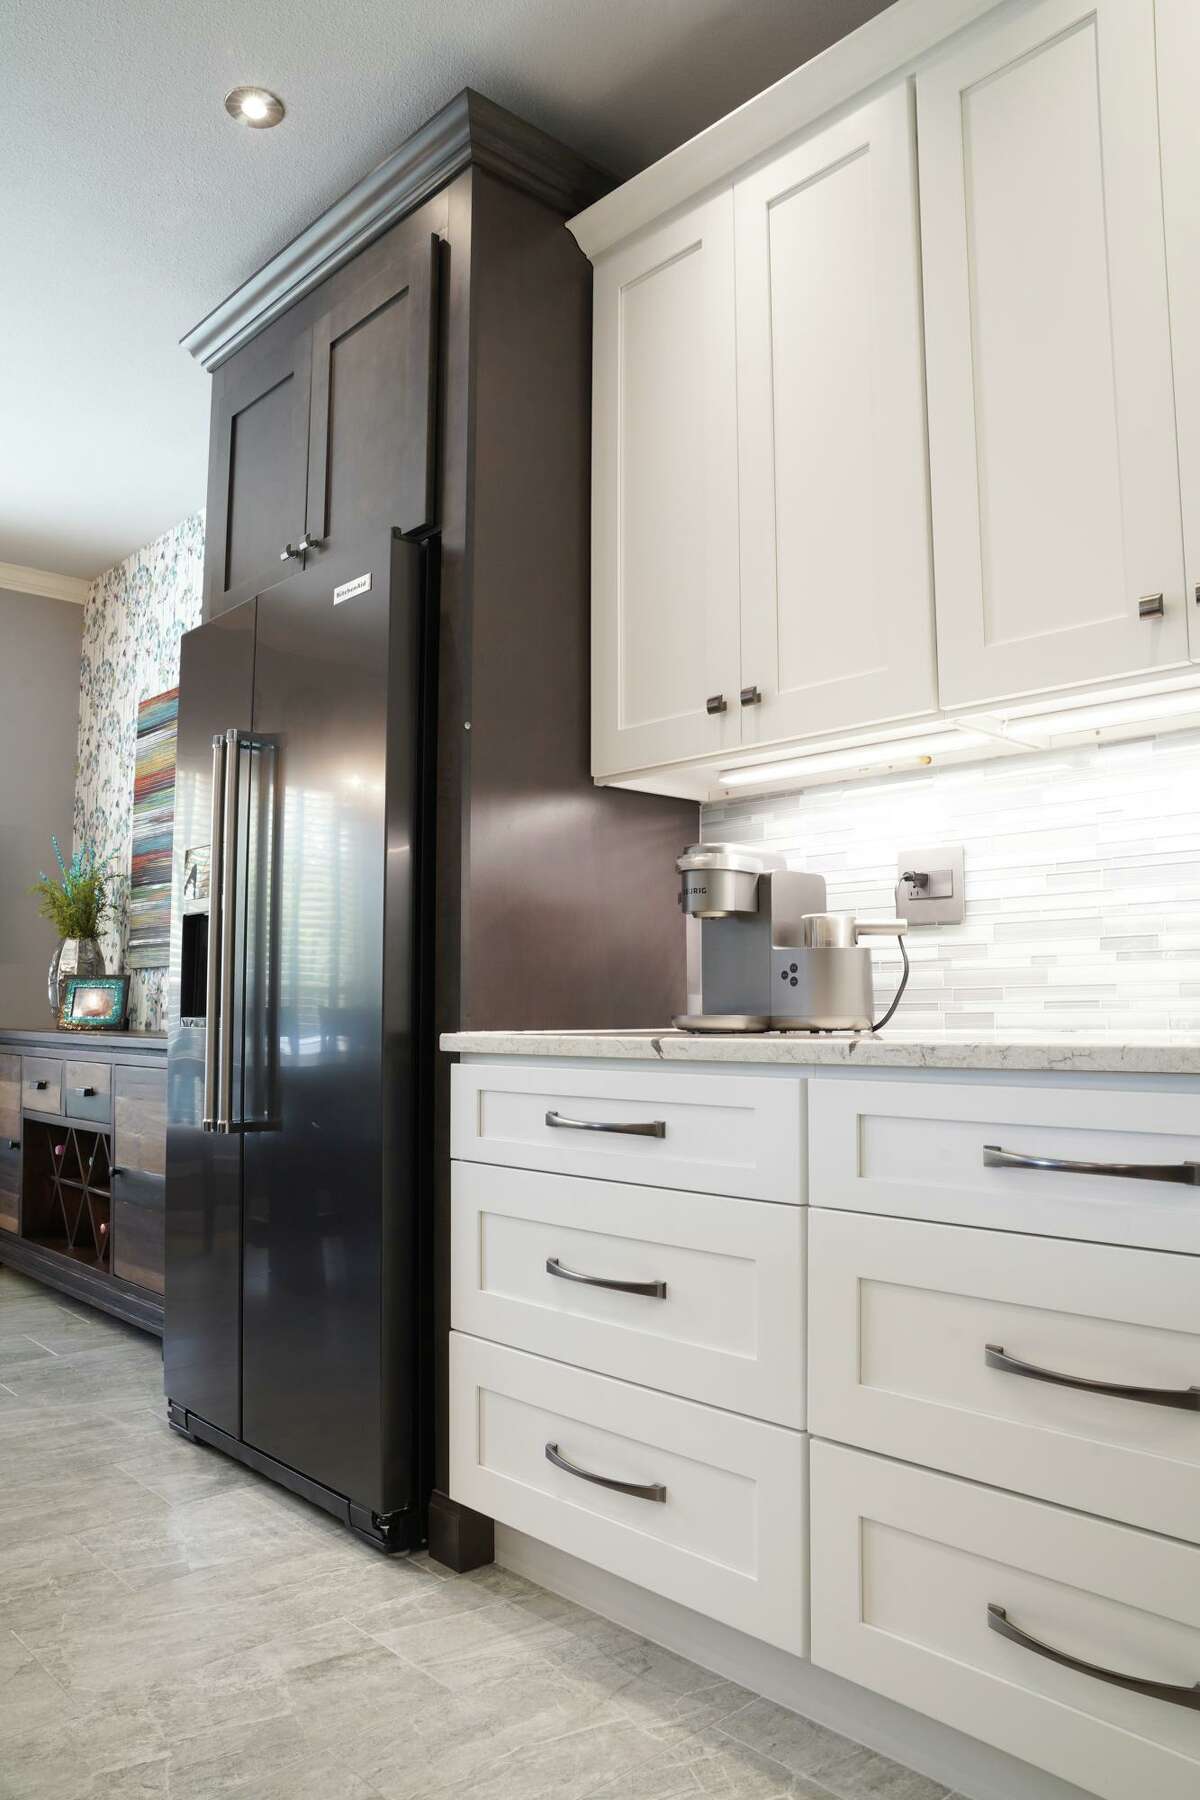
[896,847,965,927]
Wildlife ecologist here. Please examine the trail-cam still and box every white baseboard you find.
[495,1525,1096,1800]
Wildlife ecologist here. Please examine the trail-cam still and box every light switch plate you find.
[896,847,965,926]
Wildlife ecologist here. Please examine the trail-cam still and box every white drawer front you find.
[452,1162,804,1425]
[452,1062,803,1202]
[450,1333,807,1654]
[809,1077,1200,1251]
[811,1442,1200,1800]
[809,1209,1200,1543]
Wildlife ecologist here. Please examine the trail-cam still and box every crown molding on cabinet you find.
[567,0,1004,259]
[182,88,613,371]
[0,562,90,605]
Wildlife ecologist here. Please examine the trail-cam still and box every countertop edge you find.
[439,1031,1200,1076]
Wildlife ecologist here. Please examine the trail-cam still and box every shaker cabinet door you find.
[734,84,936,747]
[919,0,1187,707]
[591,192,742,778]
[204,320,313,617]
[305,231,438,554]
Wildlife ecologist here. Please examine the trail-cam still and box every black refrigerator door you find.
[165,600,256,1436]
[240,534,427,1514]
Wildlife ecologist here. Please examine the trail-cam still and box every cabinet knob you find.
[35,1079,48,1090]
[705,694,727,715]
[1139,593,1165,619]
[740,685,763,706]
[280,543,303,562]
[297,532,325,553]
[82,1086,96,1098]
[7,1139,18,1151]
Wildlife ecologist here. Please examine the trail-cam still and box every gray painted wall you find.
[0,586,83,1023]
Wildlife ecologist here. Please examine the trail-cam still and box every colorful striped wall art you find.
[128,686,179,969]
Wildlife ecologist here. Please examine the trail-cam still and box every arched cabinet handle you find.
[985,1343,1200,1411]
[982,1144,1200,1185]
[546,1258,666,1299]
[987,1605,1200,1711]
[545,1442,666,1503]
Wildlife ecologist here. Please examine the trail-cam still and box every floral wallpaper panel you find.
[74,513,205,1031]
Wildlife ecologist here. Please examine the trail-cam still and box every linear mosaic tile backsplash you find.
[702,730,1200,1034]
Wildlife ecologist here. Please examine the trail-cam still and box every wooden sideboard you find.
[0,1028,166,1334]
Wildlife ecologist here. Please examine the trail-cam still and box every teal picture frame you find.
[60,975,130,1032]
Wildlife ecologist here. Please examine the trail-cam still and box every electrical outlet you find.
[896,847,965,926]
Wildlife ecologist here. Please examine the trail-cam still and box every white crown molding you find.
[567,0,1004,259]
[0,562,90,605]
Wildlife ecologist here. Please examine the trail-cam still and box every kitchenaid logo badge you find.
[333,573,372,605]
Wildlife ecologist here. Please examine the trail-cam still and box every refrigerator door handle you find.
[216,728,242,1133]
[201,735,226,1132]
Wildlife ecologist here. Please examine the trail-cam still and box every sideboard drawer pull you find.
[987,1603,1200,1711]
[546,1257,667,1299]
[545,1110,666,1139]
[545,1441,667,1503]
[982,1143,1200,1185]
[35,1080,48,1091]
[985,1343,1200,1411]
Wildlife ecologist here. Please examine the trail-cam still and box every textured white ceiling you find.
[1,0,889,579]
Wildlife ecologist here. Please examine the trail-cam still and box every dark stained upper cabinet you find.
[307,230,438,550]
[205,322,313,616]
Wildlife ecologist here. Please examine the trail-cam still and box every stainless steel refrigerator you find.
[164,531,433,1550]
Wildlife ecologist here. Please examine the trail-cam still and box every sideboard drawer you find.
[811,1442,1200,1800]
[64,1060,111,1125]
[809,1077,1200,1252]
[452,1063,803,1202]
[452,1162,805,1425]
[0,1140,18,1234]
[113,1065,166,1177]
[809,1209,1200,1543]
[450,1332,807,1654]
[0,1052,19,1142]
[113,1169,164,1295]
[21,1058,62,1116]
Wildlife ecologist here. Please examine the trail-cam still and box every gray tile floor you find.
[0,1266,960,1800]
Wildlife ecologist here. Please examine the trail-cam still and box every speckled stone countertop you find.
[440,1029,1200,1076]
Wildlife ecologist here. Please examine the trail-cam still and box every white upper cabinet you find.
[919,0,1187,708]
[1156,0,1200,665]
[591,194,742,777]
[735,85,936,746]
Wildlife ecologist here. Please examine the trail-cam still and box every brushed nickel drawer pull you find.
[982,1144,1200,1185]
[35,1080,48,1091]
[81,1087,97,1098]
[706,693,727,715]
[985,1343,1200,1411]
[1139,592,1165,618]
[545,1110,666,1139]
[545,1442,666,1503]
[546,1257,667,1299]
[987,1604,1200,1711]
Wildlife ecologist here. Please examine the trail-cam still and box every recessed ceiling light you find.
[224,85,285,129]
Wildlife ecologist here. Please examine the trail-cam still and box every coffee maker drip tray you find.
[672,1014,772,1034]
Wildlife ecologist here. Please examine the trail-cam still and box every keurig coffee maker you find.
[674,844,910,1033]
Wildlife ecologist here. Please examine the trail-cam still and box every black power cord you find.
[871,933,910,1033]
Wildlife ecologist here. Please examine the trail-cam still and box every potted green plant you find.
[31,837,117,1021]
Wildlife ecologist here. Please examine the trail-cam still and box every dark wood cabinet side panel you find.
[462,171,697,1031]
